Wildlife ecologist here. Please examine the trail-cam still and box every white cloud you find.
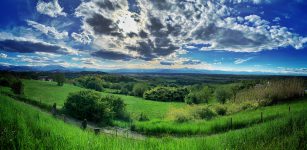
[71,32,92,44]
[0,53,7,59]
[35,52,61,58]
[234,57,253,64]
[72,0,307,62]
[27,20,68,39]
[36,0,66,17]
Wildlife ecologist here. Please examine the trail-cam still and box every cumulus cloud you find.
[73,0,306,61]
[27,20,68,39]
[0,53,7,59]
[234,57,253,64]
[71,32,92,44]
[36,0,66,17]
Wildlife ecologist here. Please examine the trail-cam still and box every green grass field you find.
[0,93,306,150]
[22,80,185,119]
[15,80,307,136]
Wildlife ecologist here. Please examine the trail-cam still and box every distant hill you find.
[0,64,306,76]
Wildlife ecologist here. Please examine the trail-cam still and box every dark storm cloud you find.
[91,50,134,61]
[86,13,121,36]
[0,39,68,54]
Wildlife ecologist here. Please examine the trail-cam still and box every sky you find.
[0,0,306,74]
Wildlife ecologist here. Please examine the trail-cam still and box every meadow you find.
[11,79,307,136]
[0,94,306,150]
[22,79,185,119]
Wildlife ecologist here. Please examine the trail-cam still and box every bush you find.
[101,95,128,120]
[132,83,150,97]
[166,108,192,123]
[63,91,112,124]
[185,86,211,104]
[143,86,188,102]
[213,104,227,116]
[192,106,216,120]
[0,77,10,87]
[215,87,231,104]
[10,80,24,95]
[86,79,103,91]
[53,73,65,86]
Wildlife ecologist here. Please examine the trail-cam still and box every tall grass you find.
[235,78,305,105]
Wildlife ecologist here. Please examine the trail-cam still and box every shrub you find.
[101,95,127,120]
[86,80,103,91]
[192,106,217,120]
[10,80,24,95]
[213,104,227,116]
[53,73,65,86]
[0,77,10,87]
[143,86,188,102]
[215,87,231,104]
[166,108,192,123]
[63,90,112,124]
[132,83,150,97]
[185,86,211,104]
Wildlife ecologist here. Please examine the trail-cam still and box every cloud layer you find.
[72,0,307,62]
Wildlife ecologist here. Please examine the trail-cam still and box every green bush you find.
[102,95,128,120]
[213,104,227,116]
[10,80,24,95]
[63,91,112,124]
[53,73,65,86]
[132,83,150,97]
[185,86,211,104]
[215,87,231,104]
[63,91,128,125]
[86,79,104,91]
[143,86,188,102]
[192,106,217,120]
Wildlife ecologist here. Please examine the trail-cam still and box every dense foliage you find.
[185,86,212,104]
[143,86,188,102]
[63,90,127,125]
[53,73,65,86]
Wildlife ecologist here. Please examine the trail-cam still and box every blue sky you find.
[0,0,306,74]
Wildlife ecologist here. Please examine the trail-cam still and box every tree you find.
[86,78,104,91]
[63,90,128,125]
[11,80,24,95]
[185,86,211,104]
[132,83,150,97]
[215,87,231,104]
[54,73,65,86]
[101,95,127,120]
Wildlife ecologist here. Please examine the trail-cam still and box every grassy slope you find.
[135,97,307,135]
[22,80,185,119]
[0,94,306,150]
